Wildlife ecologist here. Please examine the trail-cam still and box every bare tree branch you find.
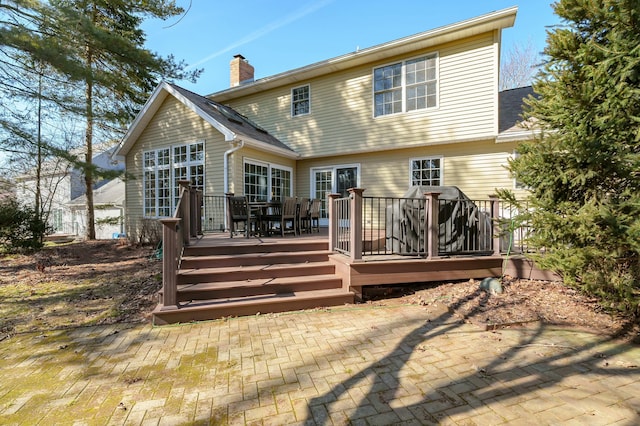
[500,39,541,90]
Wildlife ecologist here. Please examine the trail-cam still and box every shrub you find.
[0,199,50,253]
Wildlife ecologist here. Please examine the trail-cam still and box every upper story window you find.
[292,85,310,116]
[374,53,438,117]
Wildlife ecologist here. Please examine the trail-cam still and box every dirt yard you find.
[1,240,638,343]
[0,240,161,338]
[363,277,640,343]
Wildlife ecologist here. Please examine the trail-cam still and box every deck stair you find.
[153,239,354,325]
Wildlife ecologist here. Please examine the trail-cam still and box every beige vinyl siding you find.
[227,146,296,196]
[221,32,497,159]
[124,96,228,239]
[296,140,526,202]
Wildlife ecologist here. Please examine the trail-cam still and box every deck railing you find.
[332,196,351,255]
[330,188,531,260]
[202,195,227,233]
[159,180,203,309]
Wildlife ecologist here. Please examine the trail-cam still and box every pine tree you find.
[48,0,200,239]
[1,1,200,239]
[506,0,640,314]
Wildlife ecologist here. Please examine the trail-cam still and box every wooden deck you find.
[152,229,556,325]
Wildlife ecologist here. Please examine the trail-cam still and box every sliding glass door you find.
[311,164,359,226]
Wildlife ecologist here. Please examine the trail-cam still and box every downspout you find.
[223,140,244,194]
[223,140,244,231]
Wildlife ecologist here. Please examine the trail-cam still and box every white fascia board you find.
[114,82,169,157]
[166,84,236,142]
[114,81,236,157]
[209,6,518,102]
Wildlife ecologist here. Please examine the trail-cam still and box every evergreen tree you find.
[505,0,640,314]
[1,1,200,239]
[49,0,200,239]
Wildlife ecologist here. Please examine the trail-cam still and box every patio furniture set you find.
[227,195,321,238]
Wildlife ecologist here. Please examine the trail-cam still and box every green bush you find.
[504,1,640,317]
[0,199,49,253]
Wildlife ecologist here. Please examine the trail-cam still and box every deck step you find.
[177,261,336,284]
[180,250,331,269]
[152,288,355,325]
[175,274,342,301]
[183,240,329,256]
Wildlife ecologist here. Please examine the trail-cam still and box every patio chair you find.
[297,198,311,234]
[266,197,298,237]
[309,198,321,233]
[227,195,256,238]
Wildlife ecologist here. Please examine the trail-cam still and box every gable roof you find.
[497,86,540,142]
[209,6,517,102]
[16,143,120,181]
[67,177,125,207]
[114,81,298,158]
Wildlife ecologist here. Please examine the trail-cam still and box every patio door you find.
[311,164,359,226]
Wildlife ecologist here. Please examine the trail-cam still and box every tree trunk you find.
[84,10,96,240]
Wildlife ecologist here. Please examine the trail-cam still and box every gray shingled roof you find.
[498,86,537,134]
[67,178,124,207]
[168,83,295,154]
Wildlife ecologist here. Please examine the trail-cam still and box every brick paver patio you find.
[1,304,639,425]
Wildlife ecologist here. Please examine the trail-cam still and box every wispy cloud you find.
[188,0,334,70]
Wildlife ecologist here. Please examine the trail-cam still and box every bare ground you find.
[363,277,640,343]
[0,240,161,338]
[1,240,638,343]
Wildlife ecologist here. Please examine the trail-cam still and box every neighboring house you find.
[15,145,124,238]
[115,6,536,240]
[0,177,14,202]
[66,177,125,239]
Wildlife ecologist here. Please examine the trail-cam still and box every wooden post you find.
[425,192,440,260]
[178,180,191,245]
[159,218,180,309]
[348,188,365,262]
[489,194,501,256]
[224,192,234,233]
[193,189,203,236]
[327,193,341,253]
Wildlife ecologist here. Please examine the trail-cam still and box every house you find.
[0,177,13,202]
[115,6,536,242]
[66,177,125,239]
[15,145,124,238]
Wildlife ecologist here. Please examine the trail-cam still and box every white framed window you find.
[51,208,63,233]
[410,156,442,187]
[374,53,438,117]
[244,159,293,202]
[291,85,310,116]
[173,142,204,206]
[143,141,204,218]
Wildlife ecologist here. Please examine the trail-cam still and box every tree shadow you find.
[305,288,640,425]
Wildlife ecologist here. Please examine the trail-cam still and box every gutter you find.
[223,140,244,232]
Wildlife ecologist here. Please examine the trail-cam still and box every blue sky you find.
[142,1,561,96]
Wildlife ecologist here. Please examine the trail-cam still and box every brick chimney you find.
[230,54,254,87]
